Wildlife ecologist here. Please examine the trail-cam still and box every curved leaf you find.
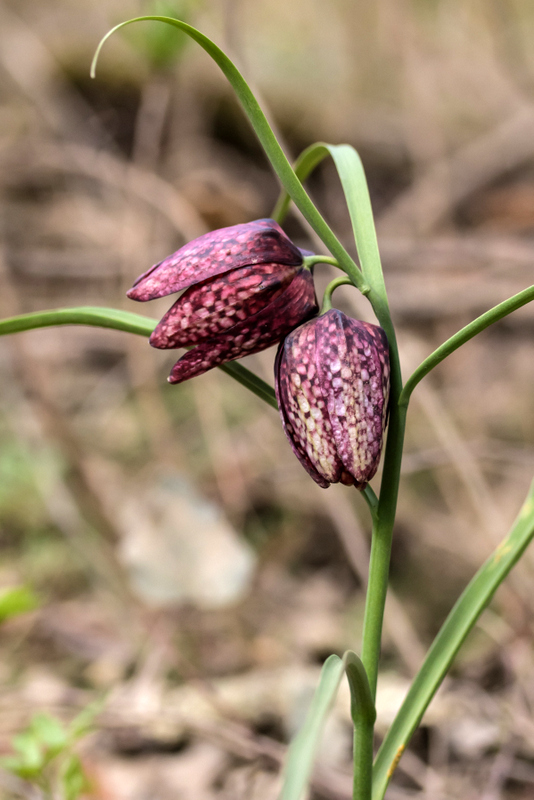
[271,142,330,224]
[326,144,388,304]
[372,478,534,800]
[0,307,277,408]
[92,18,366,291]
[272,142,387,304]
[0,306,157,338]
[400,284,534,407]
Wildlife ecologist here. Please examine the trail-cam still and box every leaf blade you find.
[92,17,365,290]
[278,655,344,800]
[271,142,330,224]
[372,478,534,800]
[325,144,388,303]
[0,306,277,408]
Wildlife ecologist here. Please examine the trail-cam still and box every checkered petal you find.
[168,269,317,383]
[149,262,297,349]
[275,310,390,489]
[127,219,302,301]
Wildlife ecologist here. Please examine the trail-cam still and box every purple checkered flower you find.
[275,309,390,489]
[128,219,318,383]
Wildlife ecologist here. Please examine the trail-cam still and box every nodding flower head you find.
[275,309,390,489]
[128,219,318,383]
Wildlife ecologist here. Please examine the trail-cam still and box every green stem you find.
[345,652,376,800]
[361,484,379,522]
[320,276,353,313]
[360,292,405,701]
[302,255,342,270]
[353,717,374,800]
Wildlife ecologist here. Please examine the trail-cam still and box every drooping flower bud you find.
[128,219,318,383]
[275,309,390,489]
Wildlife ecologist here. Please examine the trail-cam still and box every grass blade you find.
[271,142,330,224]
[325,144,388,304]
[400,284,534,407]
[0,306,277,408]
[279,655,344,800]
[372,478,534,800]
[272,142,388,304]
[91,17,366,291]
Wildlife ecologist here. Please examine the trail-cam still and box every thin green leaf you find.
[125,2,194,70]
[400,284,534,408]
[271,142,330,224]
[91,17,367,292]
[278,655,344,800]
[273,142,387,303]
[0,307,157,338]
[344,651,375,728]
[326,144,388,304]
[0,306,277,408]
[372,477,534,800]
[0,586,39,624]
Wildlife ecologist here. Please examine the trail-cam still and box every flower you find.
[275,309,390,489]
[127,219,318,383]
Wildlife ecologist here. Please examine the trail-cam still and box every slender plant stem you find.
[353,718,374,800]
[320,276,353,313]
[360,407,406,701]
[360,291,405,701]
[345,652,376,800]
[362,484,379,522]
[302,255,342,270]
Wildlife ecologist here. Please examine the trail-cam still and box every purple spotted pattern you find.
[127,219,302,301]
[127,219,319,383]
[169,268,315,383]
[150,262,297,349]
[275,309,390,489]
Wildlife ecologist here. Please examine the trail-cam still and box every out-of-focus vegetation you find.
[1,0,534,797]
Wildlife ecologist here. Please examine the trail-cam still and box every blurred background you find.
[0,0,533,798]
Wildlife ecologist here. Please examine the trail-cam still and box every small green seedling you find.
[1,703,101,800]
